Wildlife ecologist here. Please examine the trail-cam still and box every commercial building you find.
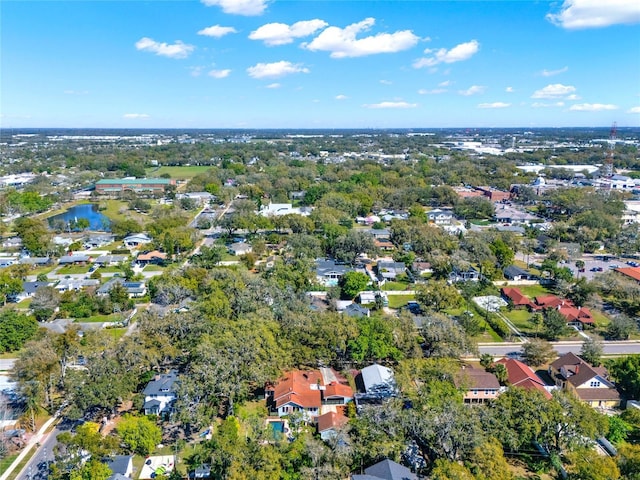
[95,178,175,194]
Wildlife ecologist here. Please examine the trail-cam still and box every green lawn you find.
[501,308,536,332]
[15,298,32,308]
[517,284,553,299]
[78,313,123,323]
[58,265,91,275]
[387,295,413,309]
[142,265,165,272]
[0,455,18,476]
[146,165,214,180]
[381,280,413,291]
[104,327,128,340]
[99,199,149,224]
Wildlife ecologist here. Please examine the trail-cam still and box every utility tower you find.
[604,122,617,177]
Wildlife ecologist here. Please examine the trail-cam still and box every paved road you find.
[477,340,640,358]
[0,359,16,371]
[14,425,61,480]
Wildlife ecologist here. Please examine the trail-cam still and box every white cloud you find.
[413,40,479,68]
[531,83,576,98]
[335,94,348,100]
[208,69,231,78]
[249,19,328,46]
[628,106,640,113]
[438,80,451,87]
[569,103,618,111]
[303,18,419,58]
[532,101,565,108]
[201,0,268,16]
[380,80,393,85]
[505,86,514,93]
[547,0,640,29]
[246,61,309,79]
[478,102,511,109]
[266,83,281,89]
[541,66,569,77]
[135,37,194,59]
[198,25,238,38]
[418,88,446,95]
[459,85,485,96]
[362,101,418,109]
[123,113,150,119]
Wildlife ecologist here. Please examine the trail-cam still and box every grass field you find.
[99,199,149,224]
[502,308,535,332]
[79,313,123,323]
[146,165,214,180]
[380,280,413,291]
[387,295,412,309]
[0,455,18,476]
[57,265,91,275]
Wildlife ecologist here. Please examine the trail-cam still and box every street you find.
[477,340,640,358]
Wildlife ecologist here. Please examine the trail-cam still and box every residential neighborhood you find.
[0,127,639,479]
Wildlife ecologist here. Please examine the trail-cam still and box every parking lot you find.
[519,253,638,281]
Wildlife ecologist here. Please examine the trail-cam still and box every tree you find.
[522,338,556,367]
[606,315,638,340]
[618,444,640,480]
[490,238,515,269]
[347,316,402,362]
[117,414,162,455]
[192,245,226,268]
[0,271,22,305]
[542,307,569,340]
[13,217,51,255]
[69,459,112,480]
[339,271,369,299]
[580,337,603,366]
[31,286,61,322]
[607,355,640,400]
[421,313,477,358]
[110,218,142,237]
[430,459,475,480]
[470,438,513,480]
[566,448,620,480]
[415,281,463,312]
[333,231,376,266]
[0,310,39,353]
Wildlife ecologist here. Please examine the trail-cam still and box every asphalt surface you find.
[15,425,60,480]
[477,340,640,358]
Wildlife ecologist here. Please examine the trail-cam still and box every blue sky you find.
[2,0,639,128]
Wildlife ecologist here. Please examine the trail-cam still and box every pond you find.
[48,203,111,232]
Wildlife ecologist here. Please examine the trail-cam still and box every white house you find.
[427,208,454,225]
[123,233,152,248]
[143,371,178,416]
[259,203,311,217]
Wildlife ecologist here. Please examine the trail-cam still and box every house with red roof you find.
[533,295,595,329]
[614,266,640,283]
[266,368,354,421]
[501,287,536,310]
[495,358,552,399]
[317,411,349,441]
[455,367,502,404]
[549,352,620,408]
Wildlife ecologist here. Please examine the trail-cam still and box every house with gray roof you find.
[103,455,133,478]
[97,278,147,298]
[143,371,179,416]
[94,255,129,266]
[58,254,91,265]
[503,265,538,281]
[9,281,54,303]
[315,259,352,286]
[352,459,417,480]
[376,261,406,280]
[358,364,397,398]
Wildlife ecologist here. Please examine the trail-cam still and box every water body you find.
[48,203,111,231]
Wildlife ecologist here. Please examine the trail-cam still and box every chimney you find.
[574,365,579,375]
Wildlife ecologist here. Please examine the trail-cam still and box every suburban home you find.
[503,265,538,281]
[501,287,536,310]
[2,237,22,249]
[376,261,406,280]
[55,278,100,293]
[84,234,115,249]
[315,259,352,286]
[495,358,552,399]
[136,250,167,265]
[259,202,311,217]
[358,364,397,397]
[177,191,214,205]
[344,303,371,318]
[18,256,51,267]
[358,291,388,306]
[448,266,480,283]
[266,368,354,421]
[317,411,349,441]
[97,278,147,298]
[533,295,594,329]
[94,254,129,266]
[367,229,391,240]
[427,208,454,225]
[549,352,621,408]
[103,455,133,479]
[494,205,539,225]
[228,243,252,256]
[8,281,54,303]
[455,367,501,404]
[352,459,417,480]
[374,239,396,251]
[123,233,152,248]
[189,464,212,479]
[143,371,179,416]
[411,261,432,276]
[58,254,91,266]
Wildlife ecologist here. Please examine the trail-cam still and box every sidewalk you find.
[0,416,56,480]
